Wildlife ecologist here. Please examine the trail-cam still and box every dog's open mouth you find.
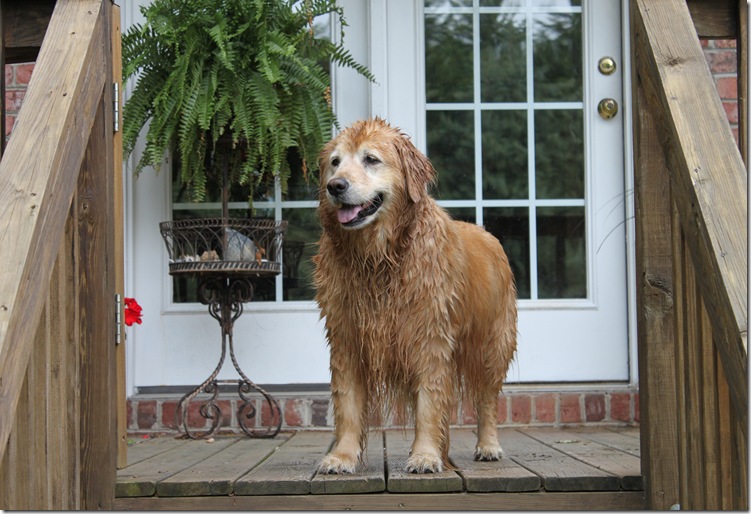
[336,194,384,227]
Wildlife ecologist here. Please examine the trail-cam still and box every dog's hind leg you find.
[474,389,504,461]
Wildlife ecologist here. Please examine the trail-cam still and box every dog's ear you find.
[396,135,436,203]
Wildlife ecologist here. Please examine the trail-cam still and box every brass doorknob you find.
[597,98,618,120]
[598,56,617,75]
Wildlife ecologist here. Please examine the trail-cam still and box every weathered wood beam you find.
[634,0,748,427]
[687,0,738,39]
[631,1,680,506]
[2,0,55,63]
[0,0,110,465]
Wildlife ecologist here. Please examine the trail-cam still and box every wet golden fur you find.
[313,118,517,474]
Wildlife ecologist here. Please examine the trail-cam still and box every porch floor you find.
[114,426,646,511]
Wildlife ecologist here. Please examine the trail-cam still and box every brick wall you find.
[126,388,640,436]
[701,39,740,142]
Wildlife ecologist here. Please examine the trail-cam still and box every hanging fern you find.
[122,0,374,203]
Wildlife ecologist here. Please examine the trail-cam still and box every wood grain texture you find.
[116,437,237,497]
[157,434,291,497]
[450,428,541,492]
[384,430,463,493]
[522,428,643,491]
[311,430,386,494]
[635,0,748,429]
[1,0,54,63]
[686,0,738,38]
[501,429,619,492]
[567,427,641,458]
[234,431,333,495]
[630,0,681,508]
[0,0,111,465]
[114,491,648,511]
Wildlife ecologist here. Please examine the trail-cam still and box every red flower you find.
[124,297,143,326]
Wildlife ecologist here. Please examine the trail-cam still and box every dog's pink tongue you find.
[337,205,362,224]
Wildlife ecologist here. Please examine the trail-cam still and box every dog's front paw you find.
[318,453,357,474]
[475,443,504,461]
[405,452,444,473]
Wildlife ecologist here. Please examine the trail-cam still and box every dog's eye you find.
[331,157,340,167]
[364,155,380,165]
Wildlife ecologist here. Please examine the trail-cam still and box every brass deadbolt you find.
[597,98,618,120]
[598,56,616,75]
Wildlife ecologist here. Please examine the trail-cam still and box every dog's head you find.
[318,118,436,231]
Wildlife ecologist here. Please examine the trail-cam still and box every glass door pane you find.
[424,0,584,301]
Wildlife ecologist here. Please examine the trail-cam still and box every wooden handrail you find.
[634,0,748,425]
[0,0,111,464]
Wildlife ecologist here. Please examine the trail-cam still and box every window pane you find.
[427,110,475,200]
[284,150,319,201]
[534,109,583,199]
[482,109,528,199]
[533,13,582,102]
[425,14,474,103]
[480,13,526,103]
[426,0,472,6]
[483,207,530,299]
[480,0,525,6]
[445,207,475,224]
[537,206,586,298]
[532,0,581,6]
[282,208,320,301]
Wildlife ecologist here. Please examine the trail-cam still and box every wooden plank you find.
[112,2,127,472]
[1,0,54,63]
[568,427,640,458]
[78,39,117,510]
[717,352,734,509]
[0,0,111,465]
[157,434,291,497]
[449,428,540,492]
[522,428,643,491]
[311,430,386,494]
[635,0,748,430]
[501,429,619,492]
[114,491,648,511]
[699,299,721,510]
[384,430,463,493]
[234,431,333,495]
[116,437,237,497]
[630,3,680,505]
[125,436,191,467]
[686,0,738,38]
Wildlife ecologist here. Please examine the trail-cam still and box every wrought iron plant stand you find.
[160,216,287,439]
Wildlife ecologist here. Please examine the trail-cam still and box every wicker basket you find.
[159,218,287,277]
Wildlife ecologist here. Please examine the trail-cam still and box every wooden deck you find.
[114,426,645,510]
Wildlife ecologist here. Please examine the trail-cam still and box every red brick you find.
[161,400,178,430]
[216,399,232,427]
[5,115,15,136]
[722,100,739,124]
[5,90,25,112]
[511,395,531,424]
[585,394,605,422]
[14,64,34,86]
[260,398,281,428]
[714,39,737,49]
[126,401,133,429]
[534,393,557,424]
[706,50,737,74]
[610,392,632,422]
[497,396,507,424]
[716,76,738,100]
[284,399,305,427]
[560,394,582,423]
[311,399,329,427]
[634,393,640,423]
[137,400,157,429]
[4,65,12,87]
[186,401,208,429]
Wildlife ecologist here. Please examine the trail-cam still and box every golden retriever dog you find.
[313,118,517,474]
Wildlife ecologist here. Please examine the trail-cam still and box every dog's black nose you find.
[327,178,350,196]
